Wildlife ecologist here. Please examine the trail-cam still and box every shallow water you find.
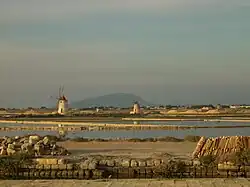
[100,120,250,126]
[2,120,250,127]
[0,126,249,139]
[0,121,249,139]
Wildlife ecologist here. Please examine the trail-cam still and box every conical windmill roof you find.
[59,95,68,101]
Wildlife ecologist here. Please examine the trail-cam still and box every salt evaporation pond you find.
[99,120,250,126]
[3,120,250,127]
[0,122,249,139]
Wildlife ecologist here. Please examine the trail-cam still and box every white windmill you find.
[57,86,68,115]
[130,101,142,115]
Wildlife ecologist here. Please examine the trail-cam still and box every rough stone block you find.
[45,164,52,170]
[29,135,40,145]
[115,158,123,167]
[88,161,98,169]
[35,165,44,169]
[121,159,131,167]
[58,164,67,170]
[131,160,138,167]
[7,144,15,149]
[193,160,201,166]
[99,159,107,166]
[58,158,67,165]
[106,159,115,167]
[218,164,238,170]
[66,164,74,170]
[19,137,28,143]
[34,158,58,165]
[184,160,193,166]
[80,160,89,169]
[43,136,50,145]
[0,148,7,155]
[28,165,36,169]
[138,160,146,167]
[51,164,59,170]
[146,159,154,167]
[7,148,16,155]
[153,159,162,167]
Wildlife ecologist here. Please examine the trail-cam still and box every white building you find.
[130,102,142,115]
[230,105,250,109]
[57,95,68,115]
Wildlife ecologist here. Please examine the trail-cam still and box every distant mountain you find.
[70,93,153,108]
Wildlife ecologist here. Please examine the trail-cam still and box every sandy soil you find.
[58,141,197,160]
[1,179,250,187]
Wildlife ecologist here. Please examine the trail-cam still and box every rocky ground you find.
[1,179,250,187]
[0,135,69,156]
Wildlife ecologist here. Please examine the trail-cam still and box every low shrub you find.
[157,136,183,142]
[0,152,33,174]
[153,160,186,177]
[71,137,91,142]
[227,149,250,165]
[199,155,217,166]
[184,135,201,142]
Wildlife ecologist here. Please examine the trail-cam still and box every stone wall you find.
[33,157,164,170]
[1,157,250,179]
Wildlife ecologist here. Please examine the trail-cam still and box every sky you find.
[0,0,250,107]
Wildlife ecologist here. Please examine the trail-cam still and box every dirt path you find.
[1,179,250,187]
[59,141,197,159]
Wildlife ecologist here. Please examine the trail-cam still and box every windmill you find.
[130,100,142,115]
[48,86,68,115]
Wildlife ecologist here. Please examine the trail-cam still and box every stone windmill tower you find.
[57,86,68,115]
[130,101,142,114]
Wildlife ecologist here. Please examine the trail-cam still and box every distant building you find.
[57,95,68,115]
[201,107,210,111]
[55,86,69,115]
[130,102,142,115]
[230,105,250,109]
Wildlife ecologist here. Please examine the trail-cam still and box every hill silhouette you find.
[70,93,153,108]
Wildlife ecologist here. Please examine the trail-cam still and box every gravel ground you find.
[1,179,250,187]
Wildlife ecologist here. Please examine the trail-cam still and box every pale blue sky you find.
[0,0,250,107]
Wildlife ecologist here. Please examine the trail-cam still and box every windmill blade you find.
[59,86,62,97]
[61,86,64,95]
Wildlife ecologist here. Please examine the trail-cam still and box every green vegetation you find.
[0,152,33,175]
[199,155,217,166]
[184,135,201,142]
[70,136,200,143]
[228,149,250,165]
[153,160,186,177]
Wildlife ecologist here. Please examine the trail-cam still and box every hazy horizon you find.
[1,0,250,108]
